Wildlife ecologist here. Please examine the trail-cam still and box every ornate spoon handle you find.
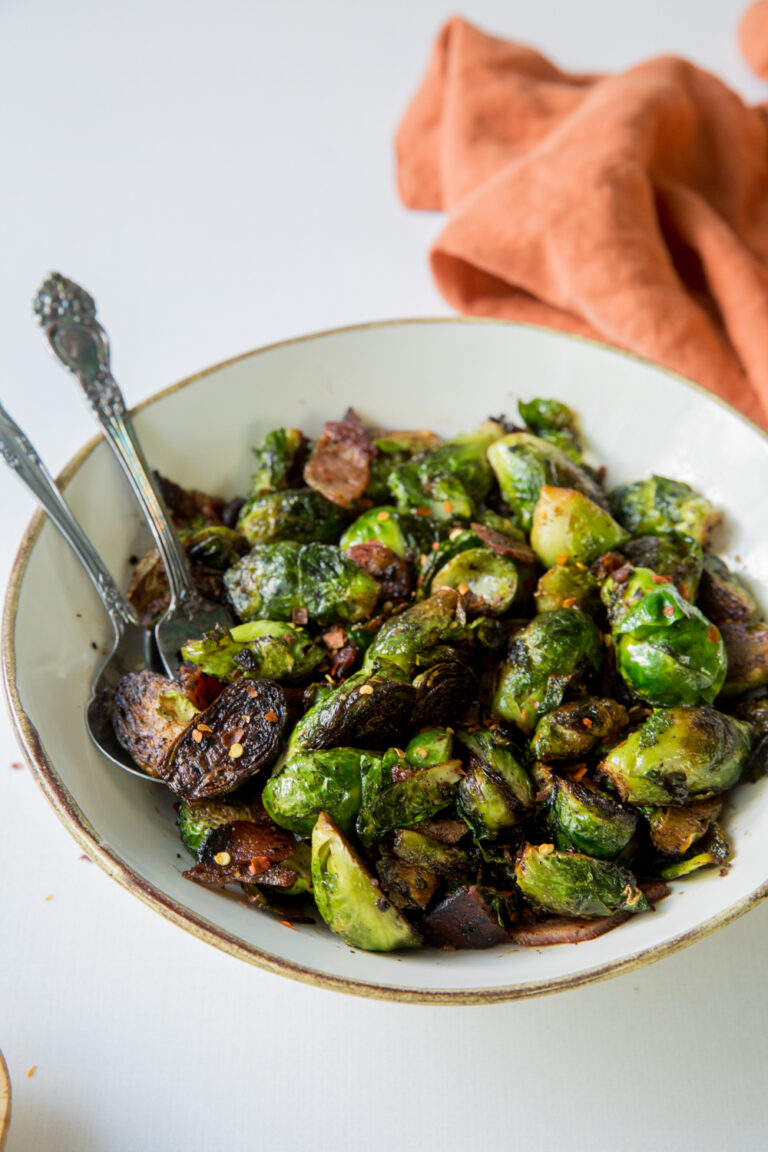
[33,273,199,615]
[0,401,137,628]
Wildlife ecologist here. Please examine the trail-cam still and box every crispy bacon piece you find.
[423,885,509,949]
[303,409,375,507]
[157,473,225,526]
[342,542,411,603]
[510,912,630,946]
[184,818,295,887]
[470,522,537,566]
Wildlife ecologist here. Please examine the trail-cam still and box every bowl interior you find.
[7,319,768,1000]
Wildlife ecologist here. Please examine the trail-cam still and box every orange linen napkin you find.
[396,16,768,427]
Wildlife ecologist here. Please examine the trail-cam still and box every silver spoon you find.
[0,401,159,780]
[33,273,234,678]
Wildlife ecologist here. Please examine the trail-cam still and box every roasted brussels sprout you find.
[311,813,422,950]
[645,796,722,857]
[611,576,727,706]
[339,506,432,561]
[112,670,195,777]
[183,525,249,570]
[411,652,477,728]
[609,475,719,545]
[388,422,503,521]
[249,427,306,496]
[184,816,296,888]
[493,609,602,732]
[262,747,367,836]
[375,853,441,911]
[518,397,582,460]
[431,547,520,616]
[364,430,443,504]
[719,620,768,695]
[487,432,607,531]
[530,487,629,568]
[357,760,464,846]
[659,823,730,880]
[177,797,256,857]
[623,533,703,601]
[288,667,415,753]
[404,727,453,767]
[514,844,649,917]
[392,828,471,880]
[600,706,751,806]
[539,774,637,859]
[224,541,379,625]
[530,698,629,761]
[696,553,757,624]
[237,487,350,546]
[342,542,412,606]
[363,588,467,676]
[181,620,324,681]
[534,564,599,614]
[456,728,533,840]
[127,527,247,625]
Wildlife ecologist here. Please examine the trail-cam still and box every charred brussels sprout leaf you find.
[719,620,768,695]
[515,844,649,917]
[697,553,757,624]
[456,728,533,841]
[530,487,629,568]
[431,547,520,616]
[645,796,722,857]
[518,397,583,460]
[493,610,602,732]
[237,487,350,546]
[357,760,464,846]
[249,427,306,496]
[539,775,637,859]
[623,533,703,601]
[364,588,467,676]
[262,747,367,836]
[288,668,415,753]
[339,506,433,560]
[224,542,379,625]
[375,853,441,911]
[487,432,608,532]
[609,475,718,545]
[600,706,751,806]
[311,813,422,950]
[411,653,477,728]
[392,829,471,880]
[405,727,453,767]
[612,576,727,706]
[659,823,730,880]
[531,698,629,761]
[177,798,257,857]
[181,621,324,681]
[534,564,599,614]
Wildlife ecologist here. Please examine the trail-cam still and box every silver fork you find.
[33,272,234,678]
[0,401,158,780]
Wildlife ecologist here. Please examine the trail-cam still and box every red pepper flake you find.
[197,723,213,734]
[80,854,91,862]
[265,710,279,723]
[419,553,428,566]
[323,627,346,651]
[562,597,577,609]
[680,583,691,600]
[413,747,428,759]
[443,500,454,514]
[10,761,23,770]
[280,919,298,931]
[431,541,440,551]
[247,686,259,698]
[376,510,390,521]
[417,507,431,517]
[292,607,309,626]
[571,765,587,781]
[45,894,54,902]
[191,729,203,744]
[248,856,270,875]
[708,625,719,642]
[663,605,675,618]
[539,843,555,856]
[582,717,593,729]
[651,573,671,585]
[457,582,470,595]
[556,553,568,566]
[27,1065,36,1079]
[574,562,587,571]
[520,708,530,724]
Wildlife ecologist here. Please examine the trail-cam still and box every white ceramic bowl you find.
[5,319,768,1003]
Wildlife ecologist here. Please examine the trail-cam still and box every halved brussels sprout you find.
[518,397,582,460]
[659,823,730,880]
[249,427,306,496]
[530,697,629,761]
[288,667,415,754]
[492,609,602,732]
[392,829,471,880]
[181,620,324,681]
[600,706,751,806]
[534,564,599,614]
[237,488,349,546]
[411,653,477,728]
[514,844,649,917]
[609,475,719,545]
[224,542,379,625]
[339,506,430,560]
[623,533,703,601]
[696,553,757,624]
[356,760,464,846]
[719,620,768,695]
[375,854,440,911]
[363,588,467,676]
[182,525,249,570]
[539,774,637,859]
[311,813,422,950]
[645,796,722,857]
[431,547,520,616]
[456,728,533,840]
[612,577,727,706]
[262,747,367,837]
[388,422,503,522]
[405,727,453,767]
[487,432,608,531]
[530,487,629,568]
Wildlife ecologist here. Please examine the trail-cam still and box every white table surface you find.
[2,2,768,1149]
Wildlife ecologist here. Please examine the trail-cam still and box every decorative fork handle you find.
[33,273,200,616]
[0,401,138,628]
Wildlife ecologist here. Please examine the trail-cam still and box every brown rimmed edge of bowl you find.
[4,315,768,1005]
[0,1050,10,1152]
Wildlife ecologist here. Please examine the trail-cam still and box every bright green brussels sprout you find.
[363,588,467,676]
[659,823,730,880]
[455,728,533,840]
[356,760,464,847]
[431,547,519,616]
[600,706,751,806]
[492,609,602,732]
[486,432,607,532]
[404,727,453,767]
[237,487,349,546]
[177,798,254,857]
[530,486,629,568]
[514,844,649,917]
[182,525,249,570]
[287,668,415,754]
[539,774,637,859]
[599,565,659,628]
[623,533,703,601]
[224,541,379,625]
[518,397,582,460]
[697,553,757,624]
[311,812,422,950]
[364,430,443,503]
[388,422,503,522]
[609,475,719,545]
[644,796,722,857]
[530,697,629,761]
[612,576,727,706]
[339,506,431,560]
[262,747,367,837]
[181,620,324,681]
[392,828,471,880]
[249,427,306,496]
[718,620,768,696]
[273,842,314,896]
[534,563,599,614]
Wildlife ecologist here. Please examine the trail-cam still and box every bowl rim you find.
[0,1049,10,1152]
[4,314,768,1004]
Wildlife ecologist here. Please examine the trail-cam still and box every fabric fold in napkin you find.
[396,16,768,427]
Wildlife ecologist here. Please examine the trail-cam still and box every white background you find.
[2,2,767,1149]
